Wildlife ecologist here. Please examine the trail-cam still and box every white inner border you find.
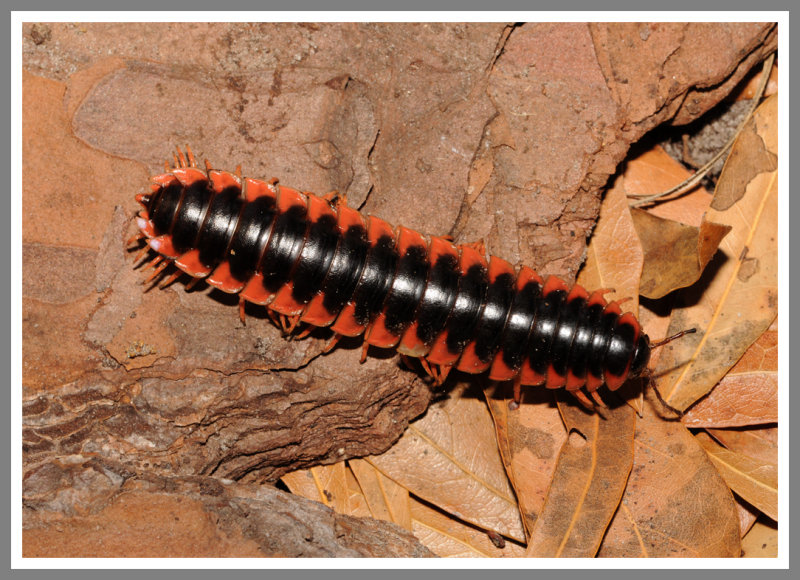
[11,10,790,570]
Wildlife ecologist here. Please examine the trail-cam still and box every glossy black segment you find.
[499,280,541,370]
[605,320,637,377]
[473,272,516,363]
[564,301,605,380]
[352,234,398,325]
[321,224,370,316]
[527,289,567,376]
[195,188,243,268]
[445,263,488,354]
[228,196,277,281]
[170,181,209,252]
[630,335,651,378]
[586,310,618,380]
[291,214,341,304]
[414,253,461,345]
[259,204,309,293]
[547,296,585,376]
[151,182,183,235]
[383,244,430,335]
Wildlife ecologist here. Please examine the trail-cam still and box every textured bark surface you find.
[22,458,433,557]
[21,21,776,557]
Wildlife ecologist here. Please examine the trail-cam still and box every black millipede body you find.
[133,148,691,408]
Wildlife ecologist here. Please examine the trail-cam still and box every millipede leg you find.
[144,255,164,271]
[267,309,282,330]
[399,354,416,372]
[145,260,170,284]
[418,356,436,383]
[186,145,197,168]
[126,232,145,248]
[185,276,203,291]
[588,388,608,408]
[285,314,302,335]
[360,341,370,364]
[176,147,188,168]
[569,389,595,410]
[159,270,183,289]
[133,246,151,266]
[322,190,348,208]
[323,333,342,353]
[239,296,247,326]
[436,363,453,385]
[464,239,487,258]
[509,375,523,410]
[294,325,315,340]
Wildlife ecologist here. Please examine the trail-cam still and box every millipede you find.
[129,147,693,409]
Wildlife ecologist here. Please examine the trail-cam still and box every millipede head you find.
[629,328,697,383]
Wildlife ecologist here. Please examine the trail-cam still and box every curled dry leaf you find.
[632,209,731,300]
[598,397,741,557]
[622,145,730,300]
[653,94,778,413]
[682,325,778,428]
[695,431,777,522]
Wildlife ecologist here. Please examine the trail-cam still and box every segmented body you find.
[133,149,652,406]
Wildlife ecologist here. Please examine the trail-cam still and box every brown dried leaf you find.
[367,383,526,542]
[349,458,413,531]
[708,425,778,466]
[682,327,778,428]
[281,462,371,517]
[741,518,778,558]
[409,499,527,558]
[484,385,567,540]
[654,94,778,412]
[598,398,741,557]
[695,431,777,521]
[286,458,526,557]
[525,396,636,557]
[579,173,643,308]
[632,209,730,299]
[735,497,761,538]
